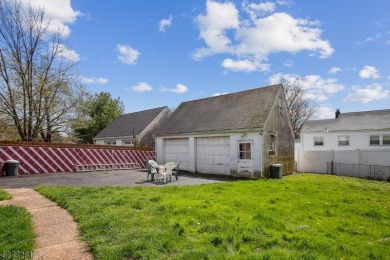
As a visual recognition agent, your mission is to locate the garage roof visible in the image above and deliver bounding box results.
[158,84,282,135]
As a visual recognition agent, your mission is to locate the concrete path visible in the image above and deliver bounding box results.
[0,188,93,260]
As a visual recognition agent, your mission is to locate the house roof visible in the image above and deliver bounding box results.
[94,106,168,139]
[302,109,390,133]
[158,84,282,135]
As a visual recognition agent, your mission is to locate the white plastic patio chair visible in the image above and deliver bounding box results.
[147,160,160,182]
[159,161,176,183]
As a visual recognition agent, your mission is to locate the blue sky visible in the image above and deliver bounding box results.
[24,0,390,119]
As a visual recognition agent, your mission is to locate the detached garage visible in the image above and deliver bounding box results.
[155,84,295,178]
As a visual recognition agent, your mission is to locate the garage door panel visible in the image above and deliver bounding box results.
[164,138,189,171]
[196,137,230,175]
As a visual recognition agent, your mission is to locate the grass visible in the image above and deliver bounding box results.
[37,174,390,259]
[0,189,12,200]
[0,190,36,254]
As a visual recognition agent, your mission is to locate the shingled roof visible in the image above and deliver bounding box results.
[302,109,390,133]
[94,106,168,139]
[158,84,282,135]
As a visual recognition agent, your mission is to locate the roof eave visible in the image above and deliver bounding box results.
[156,127,264,137]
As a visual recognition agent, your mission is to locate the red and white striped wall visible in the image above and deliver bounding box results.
[0,146,155,175]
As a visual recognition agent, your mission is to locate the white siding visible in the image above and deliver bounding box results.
[296,149,390,174]
[95,140,104,145]
[301,130,390,151]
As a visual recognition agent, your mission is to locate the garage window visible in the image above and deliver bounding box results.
[239,142,251,159]
[269,134,276,151]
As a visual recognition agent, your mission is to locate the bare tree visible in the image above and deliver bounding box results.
[0,0,79,141]
[281,78,316,138]
[0,114,19,140]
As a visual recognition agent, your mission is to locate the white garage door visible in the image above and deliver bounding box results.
[196,137,230,175]
[164,138,189,171]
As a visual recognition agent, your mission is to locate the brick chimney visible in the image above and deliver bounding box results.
[335,109,340,119]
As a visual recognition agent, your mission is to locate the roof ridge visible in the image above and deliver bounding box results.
[340,108,390,116]
[179,84,282,105]
[122,106,168,116]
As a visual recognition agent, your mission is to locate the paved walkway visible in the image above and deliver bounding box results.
[0,188,93,260]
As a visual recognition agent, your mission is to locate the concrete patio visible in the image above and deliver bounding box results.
[0,169,229,189]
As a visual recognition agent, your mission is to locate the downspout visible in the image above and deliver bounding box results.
[260,128,264,177]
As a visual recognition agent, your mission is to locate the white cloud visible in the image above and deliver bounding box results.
[268,73,344,105]
[170,84,188,94]
[117,44,140,65]
[344,84,390,103]
[359,65,380,79]
[159,15,173,32]
[20,0,82,37]
[193,1,333,71]
[161,84,189,94]
[130,82,152,92]
[269,73,344,94]
[283,59,293,67]
[81,76,108,84]
[213,92,228,96]
[193,0,239,60]
[303,75,345,94]
[243,1,276,20]
[313,106,335,119]
[328,67,341,74]
[304,93,328,102]
[236,13,333,59]
[221,58,269,72]
[57,44,80,62]
[365,33,382,42]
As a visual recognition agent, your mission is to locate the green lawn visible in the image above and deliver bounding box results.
[0,190,35,255]
[37,174,390,259]
[0,189,11,200]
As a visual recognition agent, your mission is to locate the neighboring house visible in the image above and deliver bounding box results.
[155,84,295,178]
[94,106,171,148]
[295,109,390,174]
[299,109,390,151]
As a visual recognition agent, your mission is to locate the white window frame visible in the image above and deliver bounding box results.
[338,136,349,146]
[314,136,324,146]
[269,134,276,152]
[123,140,134,146]
[238,141,252,160]
[383,135,390,145]
[369,135,380,146]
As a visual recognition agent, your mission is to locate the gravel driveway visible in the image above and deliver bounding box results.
[0,169,229,189]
